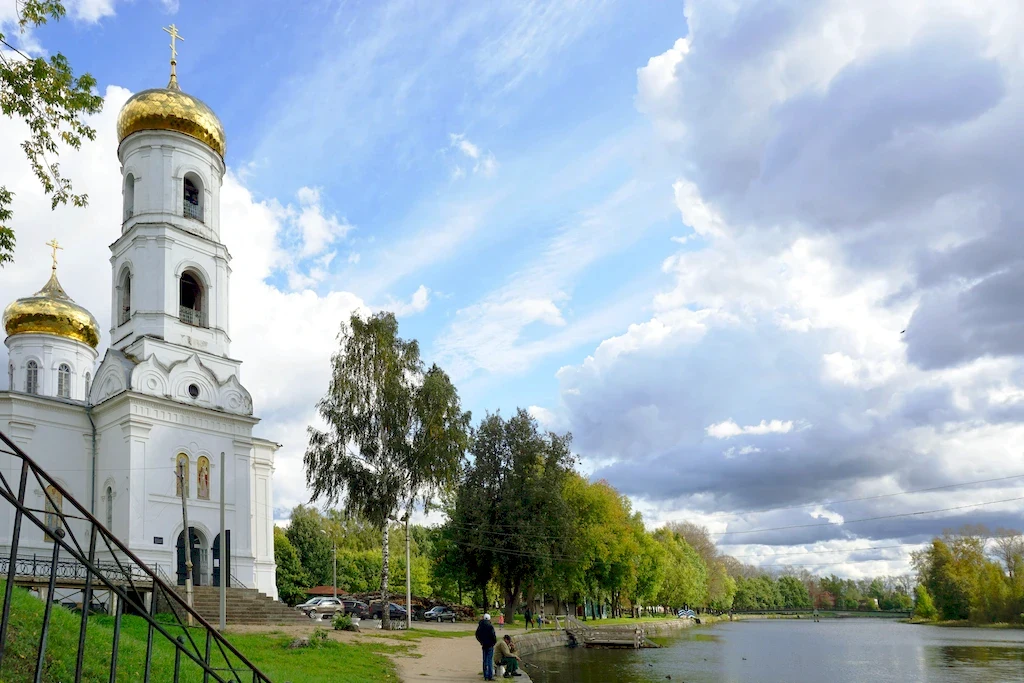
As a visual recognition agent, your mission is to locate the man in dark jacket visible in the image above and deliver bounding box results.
[475,613,498,680]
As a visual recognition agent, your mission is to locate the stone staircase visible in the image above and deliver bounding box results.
[167,586,309,625]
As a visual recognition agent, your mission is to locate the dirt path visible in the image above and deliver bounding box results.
[226,620,533,681]
[388,624,535,682]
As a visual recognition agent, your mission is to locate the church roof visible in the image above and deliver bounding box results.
[3,268,100,348]
[117,79,225,157]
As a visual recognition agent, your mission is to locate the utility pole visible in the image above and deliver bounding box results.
[405,511,412,629]
[177,460,195,627]
[219,451,226,631]
[332,536,337,600]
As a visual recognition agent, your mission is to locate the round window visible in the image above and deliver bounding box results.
[188,383,200,398]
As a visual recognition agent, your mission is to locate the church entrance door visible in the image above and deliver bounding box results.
[176,527,206,587]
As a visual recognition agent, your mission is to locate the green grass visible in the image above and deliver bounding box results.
[0,582,401,682]
[905,618,1024,629]
[367,627,472,642]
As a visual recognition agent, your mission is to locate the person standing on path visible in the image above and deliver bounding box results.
[476,613,498,681]
[524,607,533,630]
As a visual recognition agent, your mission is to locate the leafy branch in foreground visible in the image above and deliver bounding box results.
[0,0,104,266]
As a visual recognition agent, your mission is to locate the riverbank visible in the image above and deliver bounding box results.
[388,617,710,681]
[904,617,1024,629]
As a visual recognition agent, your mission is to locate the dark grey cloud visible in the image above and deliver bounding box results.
[551,2,1024,571]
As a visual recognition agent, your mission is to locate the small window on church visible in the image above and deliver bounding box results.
[26,360,38,394]
[179,271,205,327]
[119,268,132,325]
[183,173,204,223]
[105,485,113,530]
[124,173,135,222]
[44,485,63,541]
[84,372,92,399]
[175,454,190,498]
[7,364,12,390]
[57,363,71,398]
[197,456,210,500]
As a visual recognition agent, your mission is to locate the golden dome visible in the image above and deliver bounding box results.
[3,270,100,348]
[116,81,225,157]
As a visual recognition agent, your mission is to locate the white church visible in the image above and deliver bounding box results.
[0,51,279,599]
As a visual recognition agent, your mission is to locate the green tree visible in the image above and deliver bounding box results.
[707,561,736,611]
[1,1,104,265]
[274,527,310,606]
[778,576,811,609]
[914,584,938,620]
[304,312,469,627]
[285,505,333,587]
[652,527,708,609]
[446,411,574,620]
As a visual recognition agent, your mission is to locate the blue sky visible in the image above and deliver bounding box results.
[3,0,1024,578]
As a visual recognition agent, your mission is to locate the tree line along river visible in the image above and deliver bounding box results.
[523,619,1024,683]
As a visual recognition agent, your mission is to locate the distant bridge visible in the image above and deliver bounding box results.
[732,609,911,619]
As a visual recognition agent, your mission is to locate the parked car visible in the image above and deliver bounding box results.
[303,597,344,619]
[342,599,369,618]
[368,601,408,621]
[424,606,457,623]
[295,597,328,611]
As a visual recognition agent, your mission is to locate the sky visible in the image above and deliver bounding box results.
[2,0,1023,580]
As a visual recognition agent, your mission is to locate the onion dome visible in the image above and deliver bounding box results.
[116,73,225,157]
[3,268,100,348]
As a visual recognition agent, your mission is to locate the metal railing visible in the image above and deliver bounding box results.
[183,201,204,222]
[0,429,271,682]
[0,553,150,584]
[179,306,206,327]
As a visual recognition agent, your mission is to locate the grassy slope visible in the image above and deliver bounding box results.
[0,582,400,682]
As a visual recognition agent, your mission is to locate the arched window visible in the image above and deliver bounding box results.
[183,173,204,223]
[179,271,205,327]
[84,372,92,399]
[57,363,71,398]
[124,173,135,222]
[175,454,190,498]
[197,456,211,500]
[7,364,12,390]
[118,268,132,325]
[44,485,63,540]
[26,360,38,394]
[105,485,113,530]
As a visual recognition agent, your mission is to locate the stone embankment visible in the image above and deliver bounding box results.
[512,618,701,655]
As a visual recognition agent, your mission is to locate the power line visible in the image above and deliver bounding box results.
[728,544,909,559]
[694,473,1024,519]
[711,496,1024,537]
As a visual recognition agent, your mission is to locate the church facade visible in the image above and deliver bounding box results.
[0,60,279,599]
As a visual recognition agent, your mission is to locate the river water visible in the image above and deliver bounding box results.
[523,619,1024,683]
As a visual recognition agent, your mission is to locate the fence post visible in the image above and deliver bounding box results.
[74,525,98,683]
[34,527,64,683]
[0,461,30,668]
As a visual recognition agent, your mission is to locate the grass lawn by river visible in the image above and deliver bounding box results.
[905,617,1024,629]
[0,581,400,682]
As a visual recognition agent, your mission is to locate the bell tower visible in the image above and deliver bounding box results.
[108,25,237,378]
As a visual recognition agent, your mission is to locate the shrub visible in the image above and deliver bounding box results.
[332,613,354,631]
[310,627,330,647]
[914,585,938,620]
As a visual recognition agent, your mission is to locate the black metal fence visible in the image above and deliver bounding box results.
[0,430,272,682]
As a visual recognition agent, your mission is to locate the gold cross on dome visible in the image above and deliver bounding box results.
[163,24,184,62]
[45,238,62,271]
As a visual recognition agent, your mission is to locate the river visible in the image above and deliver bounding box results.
[523,619,1024,683]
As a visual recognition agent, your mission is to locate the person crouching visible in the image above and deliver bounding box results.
[494,634,523,678]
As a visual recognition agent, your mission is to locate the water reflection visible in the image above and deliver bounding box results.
[525,620,1024,683]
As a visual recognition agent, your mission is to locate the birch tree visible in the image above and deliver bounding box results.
[304,312,468,627]
[1,1,103,265]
